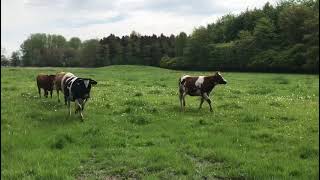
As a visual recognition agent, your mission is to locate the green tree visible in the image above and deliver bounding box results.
[1,55,10,66]
[184,26,210,68]
[20,33,46,66]
[253,17,277,49]
[279,4,313,44]
[68,37,82,49]
[62,48,80,67]
[235,30,257,69]
[96,44,111,66]
[175,32,187,57]
[10,51,21,66]
[151,41,162,66]
[80,39,100,67]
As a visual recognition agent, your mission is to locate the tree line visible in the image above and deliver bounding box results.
[2,0,319,73]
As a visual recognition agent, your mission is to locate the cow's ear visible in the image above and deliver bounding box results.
[84,80,90,88]
[89,79,97,85]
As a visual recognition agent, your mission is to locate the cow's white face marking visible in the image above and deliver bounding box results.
[84,80,90,88]
[195,76,204,88]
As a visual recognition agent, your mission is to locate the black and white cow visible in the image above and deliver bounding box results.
[178,72,227,112]
[57,72,97,120]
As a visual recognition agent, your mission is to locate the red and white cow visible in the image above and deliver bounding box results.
[178,72,227,112]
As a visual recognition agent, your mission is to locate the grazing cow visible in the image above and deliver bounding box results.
[178,72,227,112]
[36,74,56,98]
[54,72,97,120]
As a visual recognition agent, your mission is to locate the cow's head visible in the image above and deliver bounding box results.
[71,78,97,100]
[214,72,227,84]
[48,75,56,87]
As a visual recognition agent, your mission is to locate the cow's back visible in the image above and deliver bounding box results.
[179,75,201,95]
[183,76,197,87]
[61,72,77,93]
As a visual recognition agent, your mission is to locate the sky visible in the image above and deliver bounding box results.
[1,0,278,56]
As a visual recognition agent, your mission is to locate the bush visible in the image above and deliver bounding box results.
[159,56,185,69]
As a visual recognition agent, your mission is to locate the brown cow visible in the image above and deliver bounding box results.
[36,74,56,98]
[178,72,227,112]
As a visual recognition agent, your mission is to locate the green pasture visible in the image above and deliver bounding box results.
[1,65,319,179]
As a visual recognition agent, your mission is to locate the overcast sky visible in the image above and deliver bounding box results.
[1,0,278,56]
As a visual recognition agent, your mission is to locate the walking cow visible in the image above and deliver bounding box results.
[54,72,97,120]
[36,74,56,98]
[178,72,227,112]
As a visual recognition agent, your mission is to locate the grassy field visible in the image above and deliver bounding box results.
[1,65,319,179]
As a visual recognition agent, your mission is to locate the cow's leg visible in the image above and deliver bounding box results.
[81,99,87,111]
[181,92,187,111]
[80,111,84,120]
[38,87,41,97]
[75,99,84,120]
[203,93,213,112]
[80,99,84,120]
[199,96,205,109]
[64,95,68,106]
[182,92,187,107]
[50,90,53,98]
[57,90,60,102]
[75,99,82,114]
[178,85,184,111]
[45,90,48,98]
[74,103,79,114]
[68,99,71,117]
[179,92,183,111]
[80,99,86,120]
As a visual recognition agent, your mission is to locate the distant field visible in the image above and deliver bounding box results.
[1,65,319,179]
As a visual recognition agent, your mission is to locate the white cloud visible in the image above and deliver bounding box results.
[1,0,278,56]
